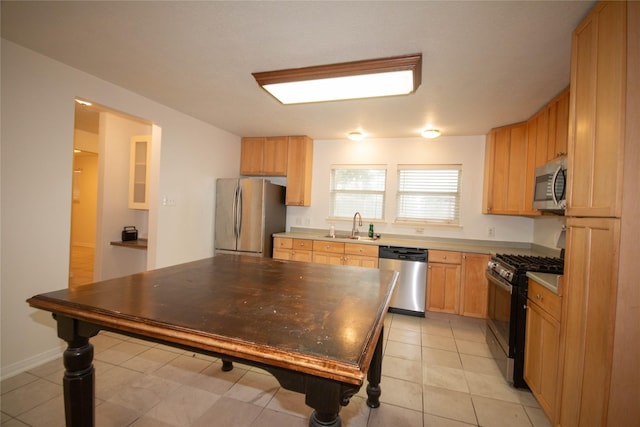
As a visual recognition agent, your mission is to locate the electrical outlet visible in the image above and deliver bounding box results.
[488,227,496,237]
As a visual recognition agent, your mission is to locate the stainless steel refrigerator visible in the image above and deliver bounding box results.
[214,178,286,257]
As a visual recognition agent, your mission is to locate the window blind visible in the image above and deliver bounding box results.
[329,166,387,219]
[396,165,462,224]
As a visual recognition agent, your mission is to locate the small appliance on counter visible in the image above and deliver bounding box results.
[121,226,138,241]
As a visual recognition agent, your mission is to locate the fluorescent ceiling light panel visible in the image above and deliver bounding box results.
[253,54,422,104]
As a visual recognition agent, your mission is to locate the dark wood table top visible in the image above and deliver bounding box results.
[28,255,397,385]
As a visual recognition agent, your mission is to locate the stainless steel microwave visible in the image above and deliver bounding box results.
[533,157,567,212]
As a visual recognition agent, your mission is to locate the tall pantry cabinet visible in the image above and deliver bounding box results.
[558,2,639,426]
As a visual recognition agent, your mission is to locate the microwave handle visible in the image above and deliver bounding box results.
[551,165,562,206]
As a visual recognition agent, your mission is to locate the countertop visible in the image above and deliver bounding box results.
[527,271,563,295]
[110,238,148,250]
[273,228,560,258]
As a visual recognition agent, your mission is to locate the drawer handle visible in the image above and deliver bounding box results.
[536,294,543,300]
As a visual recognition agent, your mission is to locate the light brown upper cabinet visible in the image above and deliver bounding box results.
[482,122,530,215]
[285,136,313,206]
[240,136,288,176]
[547,88,570,162]
[523,87,570,216]
[566,1,625,218]
[529,88,570,167]
[240,135,313,206]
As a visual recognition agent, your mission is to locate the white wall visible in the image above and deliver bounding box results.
[95,113,150,281]
[0,40,240,378]
[287,136,535,243]
[533,215,566,249]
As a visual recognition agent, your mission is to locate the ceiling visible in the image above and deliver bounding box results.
[1,1,596,140]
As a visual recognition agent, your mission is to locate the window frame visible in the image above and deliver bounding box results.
[328,164,387,221]
[395,164,463,226]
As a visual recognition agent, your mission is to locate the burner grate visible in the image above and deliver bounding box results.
[495,254,564,274]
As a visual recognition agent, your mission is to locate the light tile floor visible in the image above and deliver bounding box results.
[1,312,552,427]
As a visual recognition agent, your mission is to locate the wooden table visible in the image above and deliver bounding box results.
[27,254,397,427]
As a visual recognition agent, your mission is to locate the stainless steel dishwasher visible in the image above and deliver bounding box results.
[378,246,428,317]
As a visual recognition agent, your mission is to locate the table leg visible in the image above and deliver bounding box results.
[56,316,98,427]
[221,360,234,371]
[305,377,342,427]
[366,326,383,408]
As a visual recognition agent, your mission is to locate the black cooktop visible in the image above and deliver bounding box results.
[494,254,564,275]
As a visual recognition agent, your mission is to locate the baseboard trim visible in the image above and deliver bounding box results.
[1,345,64,381]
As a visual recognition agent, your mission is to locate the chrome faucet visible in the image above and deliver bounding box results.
[352,212,362,237]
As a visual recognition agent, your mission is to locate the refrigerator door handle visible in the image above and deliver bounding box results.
[233,185,240,239]
[236,184,243,238]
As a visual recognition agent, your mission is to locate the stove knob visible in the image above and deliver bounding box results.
[499,269,513,281]
[487,261,498,269]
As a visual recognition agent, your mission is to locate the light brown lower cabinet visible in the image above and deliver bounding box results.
[274,240,489,318]
[426,263,460,314]
[312,240,346,265]
[460,253,491,318]
[312,241,379,268]
[524,278,561,421]
[343,243,379,268]
[557,217,621,427]
[273,237,378,268]
[272,237,312,262]
[427,250,490,318]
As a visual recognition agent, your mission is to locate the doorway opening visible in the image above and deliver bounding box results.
[69,99,157,288]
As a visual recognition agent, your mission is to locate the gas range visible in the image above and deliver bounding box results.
[485,252,564,388]
[487,254,564,285]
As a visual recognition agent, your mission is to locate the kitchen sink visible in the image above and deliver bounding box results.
[324,234,379,241]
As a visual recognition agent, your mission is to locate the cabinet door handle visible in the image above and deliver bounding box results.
[536,294,543,300]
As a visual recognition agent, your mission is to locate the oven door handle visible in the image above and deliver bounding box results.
[487,273,513,295]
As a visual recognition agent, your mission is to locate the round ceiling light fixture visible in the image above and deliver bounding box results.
[348,131,365,141]
[421,129,441,139]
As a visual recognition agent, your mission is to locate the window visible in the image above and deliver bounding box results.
[396,165,462,225]
[329,165,386,219]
